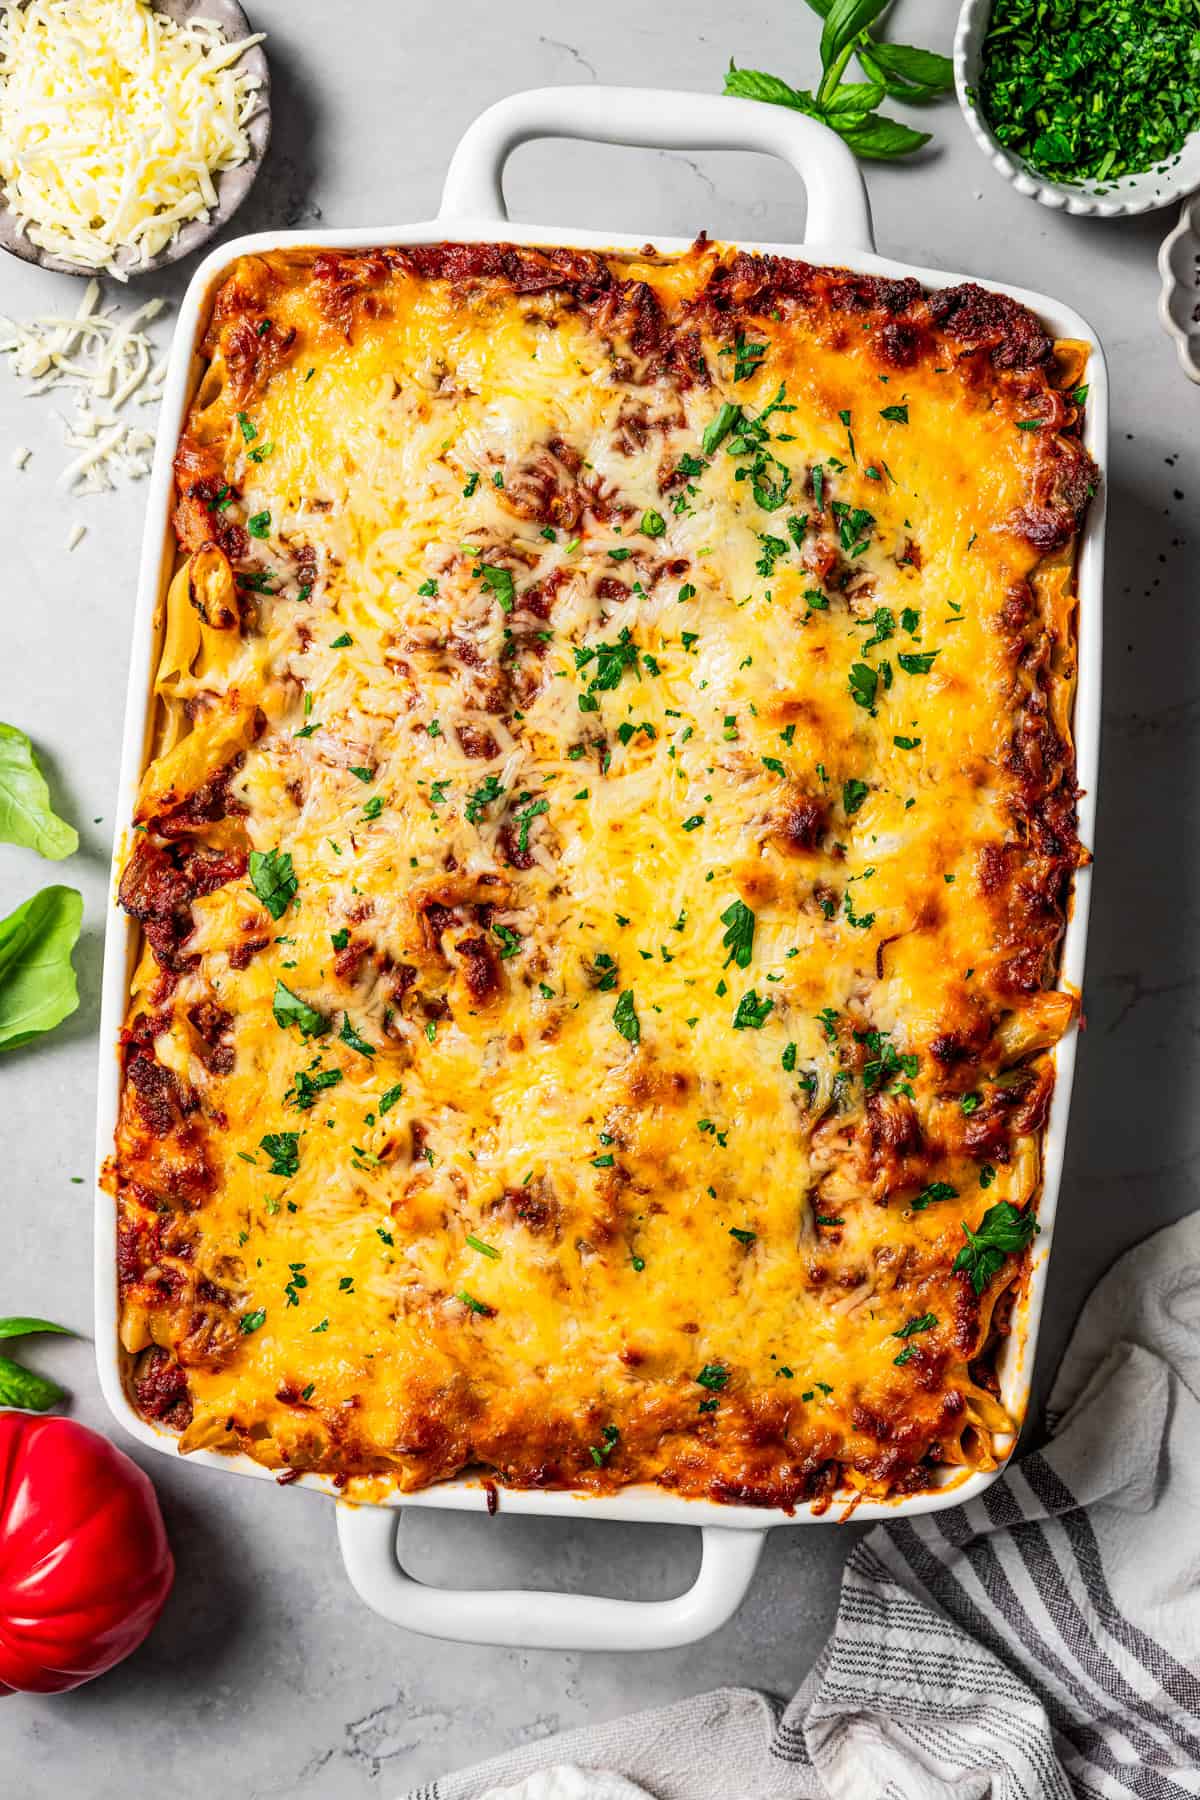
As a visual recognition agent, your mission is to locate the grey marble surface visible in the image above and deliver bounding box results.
[0,2,1195,1794]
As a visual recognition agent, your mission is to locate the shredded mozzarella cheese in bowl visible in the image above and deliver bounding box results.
[0,0,268,278]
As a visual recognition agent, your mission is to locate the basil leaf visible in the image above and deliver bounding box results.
[868,41,954,98]
[272,980,330,1040]
[724,64,817,112]
[0,1317,70,1339]
[0,725,78,859]
[0,1354,64,1412]
[248,847,297,920]
[836,113,932,159]
[0,885,82,1051]
[822,80,885,116]
[820,0,890,66]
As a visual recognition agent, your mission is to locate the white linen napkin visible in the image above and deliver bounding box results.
[407,1212,1200,1800]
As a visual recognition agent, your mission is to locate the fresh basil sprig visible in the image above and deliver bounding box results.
[0,1316,71,1412]
[725,0,952,163]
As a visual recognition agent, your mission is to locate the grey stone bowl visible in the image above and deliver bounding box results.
[0,0,270,278]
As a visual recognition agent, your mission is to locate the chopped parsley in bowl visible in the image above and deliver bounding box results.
[955,0,1200,216]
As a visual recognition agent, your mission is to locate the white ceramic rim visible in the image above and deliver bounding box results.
[93,84,1107,1649]
[954,0,1200,219]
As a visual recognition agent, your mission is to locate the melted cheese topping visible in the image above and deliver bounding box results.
[113,245,1087,1506]
[0,0,264,275]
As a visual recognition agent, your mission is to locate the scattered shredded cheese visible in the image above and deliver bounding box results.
[66,521,86,550]
[0,0,266,276]
[0,278,166,492]
[12,445,31,468]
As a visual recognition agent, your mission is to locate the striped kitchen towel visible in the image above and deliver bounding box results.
[410,1212,1200,1800]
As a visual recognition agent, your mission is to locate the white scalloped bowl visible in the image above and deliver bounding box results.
[955,0,1200,218]
[1158,196,1200,382]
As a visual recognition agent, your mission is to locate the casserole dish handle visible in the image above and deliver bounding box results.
[336,1502,764,1650]
[439,85,875,251]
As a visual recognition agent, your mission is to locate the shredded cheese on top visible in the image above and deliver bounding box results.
[0,0,266,275]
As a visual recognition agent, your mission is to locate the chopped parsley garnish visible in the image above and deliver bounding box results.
[961,1092,981,1116]
[682,813,705,831]
[729,1226,756,1246]
[953,1201,1037,1293]
[273,981,329,1040]
[641,509,666,538]
[980,1164,997,1189]
[898,651,939,674]
[417,577,438,597]
[331,632,352,648]
[236,411,257,443]
[260,1131,299,1178]
[781,1042,797,1072]
[720,899,756,970]
[379,1084,404,1114]
[462,472,480,497]
[239,1308,266,1334]
[702,401,741,457]
[859,1029,918,1094]
[842,778,868,816]
[339,1015,375,1058]
[493,923,522,959]
[613,988,640,1045]
[894,735,921,750]
[465,774,504,824]
[755,532,789,577]
[479,564,516,612]
[362,794,384,821]
[893,1312,937,1364]
[849,663,878,712]
[732,989,773,1030]
[247,509,271,539]
[249,848,297,920]
[577,627,639,697]
[457,1289,494,1317]
[912,1180,958,1212]
[513,797,549,852]
[880,403,909,424]
[725,332,767,381]
[286,1064,342,1112]
[589,1424,621,1466]
[696,1363,729,1391]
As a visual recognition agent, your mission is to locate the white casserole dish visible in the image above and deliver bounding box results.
[94,85,1107,1652]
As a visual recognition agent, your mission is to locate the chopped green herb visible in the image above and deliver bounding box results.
[249,848,297,920]
[339,1014,375,1058]
[479,564,516,612]
[273,981,329,1040]
[954,1201,1037,1293]
[613,988,640,1045]
[732,989,773,1030]
[842,778,868,816]
[912,1180,958,1212]
[720,899,756,970]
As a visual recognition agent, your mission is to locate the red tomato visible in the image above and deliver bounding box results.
[0,1414,174,1694]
